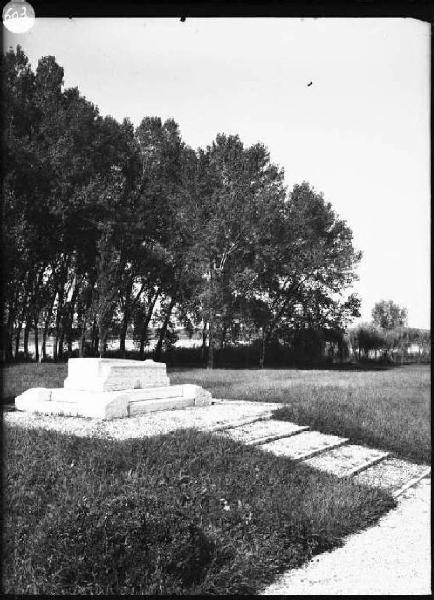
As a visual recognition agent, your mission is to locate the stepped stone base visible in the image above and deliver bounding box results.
[15,358,212,420]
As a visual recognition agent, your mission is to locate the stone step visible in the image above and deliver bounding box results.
[218,419,309,445]
[205,413,275,433]
[15,389,129,419]
[19,399,83,417]
[126,385,186,401]
[353,457,431,497]
[15,394,197,420]
[128,396,194,416]
[260,430,349,461]
[304,444,390,477]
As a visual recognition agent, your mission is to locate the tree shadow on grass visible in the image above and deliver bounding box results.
[3,424,396,595]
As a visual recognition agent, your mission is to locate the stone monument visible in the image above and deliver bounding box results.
[15,358,212,420]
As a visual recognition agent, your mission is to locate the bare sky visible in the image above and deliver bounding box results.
[5,17,430,328]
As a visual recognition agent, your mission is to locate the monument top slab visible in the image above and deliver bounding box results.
[64,358,170,392]
[68,358,166,368]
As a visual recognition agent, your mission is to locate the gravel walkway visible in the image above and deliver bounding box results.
[4,400,280,440]
[261,477,431,596]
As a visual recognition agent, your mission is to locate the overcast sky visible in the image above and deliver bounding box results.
[5,17,430,328]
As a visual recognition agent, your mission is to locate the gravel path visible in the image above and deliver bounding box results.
[4,400,280,440]
[261,477,431,596]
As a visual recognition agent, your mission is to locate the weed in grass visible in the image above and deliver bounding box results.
[3,425,395,595]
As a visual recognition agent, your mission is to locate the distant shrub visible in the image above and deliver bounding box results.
[142,341,335,368]
[349,324,384,359]
[163,345,204,366]
[12,351,35,363]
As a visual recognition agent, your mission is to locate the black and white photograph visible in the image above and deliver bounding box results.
[2,5,431,595]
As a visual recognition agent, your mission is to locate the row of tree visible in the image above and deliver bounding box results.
[2,46,363,367]
[349,300,430,362]
[349,325,431,362]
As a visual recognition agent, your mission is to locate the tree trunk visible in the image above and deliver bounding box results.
[119,278,134,358]
[201,322,208,363]
[3,330,10,362]
[23,323,30,360]
[41,317,49,361]
[58,328,65,360]
[220,323,227,350]
[138,310,153,358]
[41,297,55,361]
[64,289,79,358]
[79,333,86,357]
[14,321,23,358]
[138,289,160,359]
[78,277,96,358]
[53,319,59,361]
[93,330,99,355]
[207,264,215,370]
[15,278,32,359]
[79,314,87,358]
[259,328,267,369]
[67,330,73,357]
[8,331,13,361]
[4,318,14,362]
[98,323,107,358]
[91,320,98,354]
[33,317,39,362]
[154,296,177,361]
[207,309,215,369]
[64,312,73,358]
[5,299,17,361]
[53,299,63,361]
[63,305,73,358]
[119,311,129,358]
[139,330,147,359]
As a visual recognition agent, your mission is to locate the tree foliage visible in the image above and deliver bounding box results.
[371,300,408,331]
[2,47,363,365]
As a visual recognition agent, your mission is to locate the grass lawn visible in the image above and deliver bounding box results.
[2,362,68,402]
[3,362,428,593]
[2,362,431,463]
[3,425,395,595]
[269,365,431,465]
[170,364,431,464]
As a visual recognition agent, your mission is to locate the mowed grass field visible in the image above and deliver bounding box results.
[4,425,394,594]
[171,365,431,464]
[3,362,431,463]
[2,362,429,594]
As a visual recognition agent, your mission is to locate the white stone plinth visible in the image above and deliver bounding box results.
[64,358,169,392]
[14,358,213,420]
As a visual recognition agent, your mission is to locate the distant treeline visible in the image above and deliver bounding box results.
[349,324,431,363]
[3,47,363,367]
